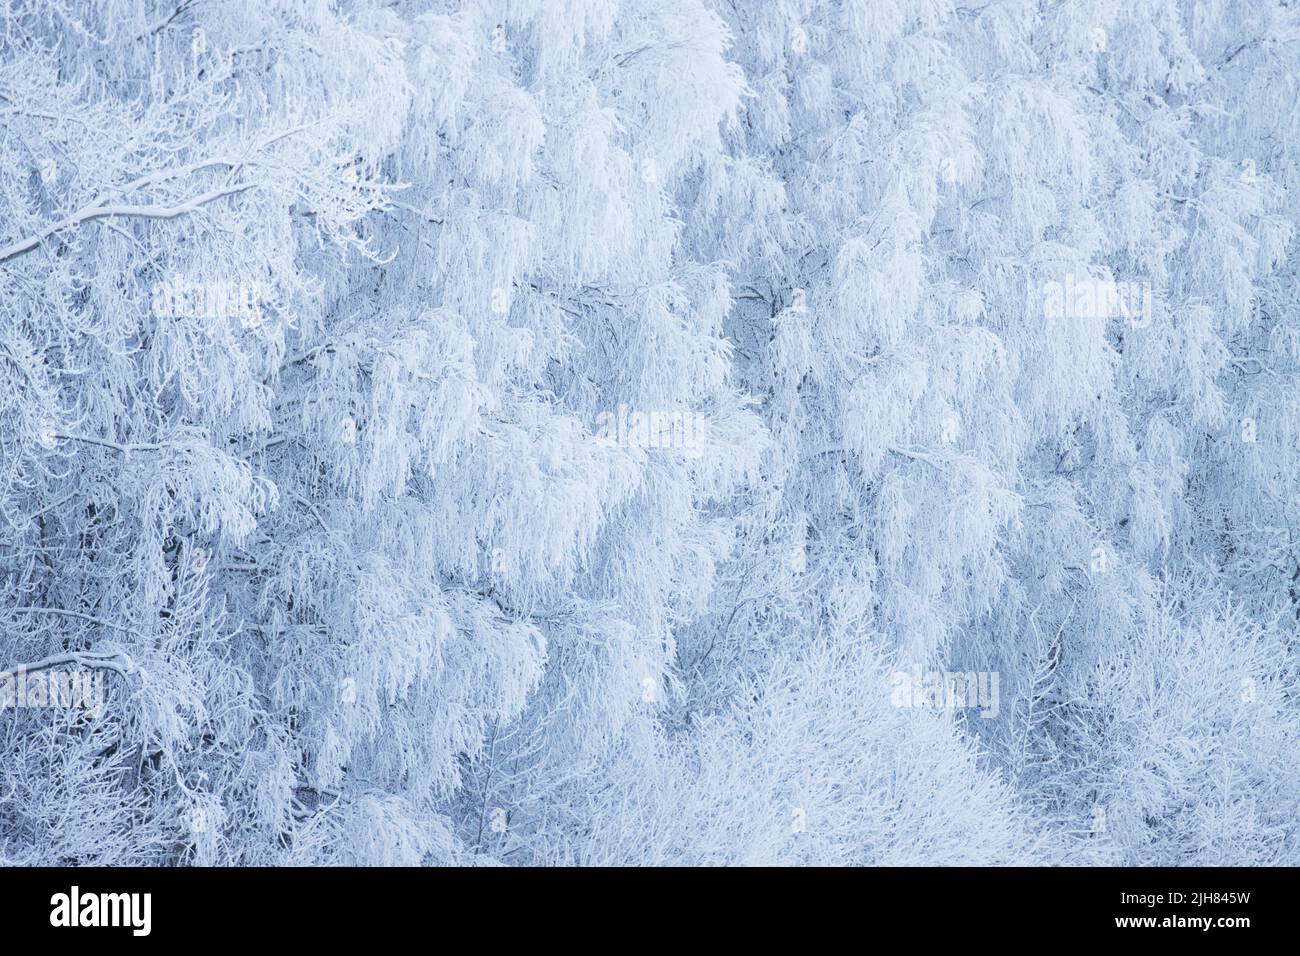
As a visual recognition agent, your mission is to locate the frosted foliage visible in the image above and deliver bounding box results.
[0,0,1296,866]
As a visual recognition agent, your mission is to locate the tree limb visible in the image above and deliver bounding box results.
[1,649,135,678]
[0,183,257,264]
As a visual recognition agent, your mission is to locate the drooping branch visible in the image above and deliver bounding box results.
[50,433,173,454]
[0,649,135,678]
[9,606,149,642]
[0,183,258,264]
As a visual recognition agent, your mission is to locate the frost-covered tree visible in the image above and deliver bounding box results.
[1,0,1296,866]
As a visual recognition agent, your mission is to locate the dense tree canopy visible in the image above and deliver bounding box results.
[1,0,1296,865]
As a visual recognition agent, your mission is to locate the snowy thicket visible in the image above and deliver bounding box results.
[1,0,1296,866]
